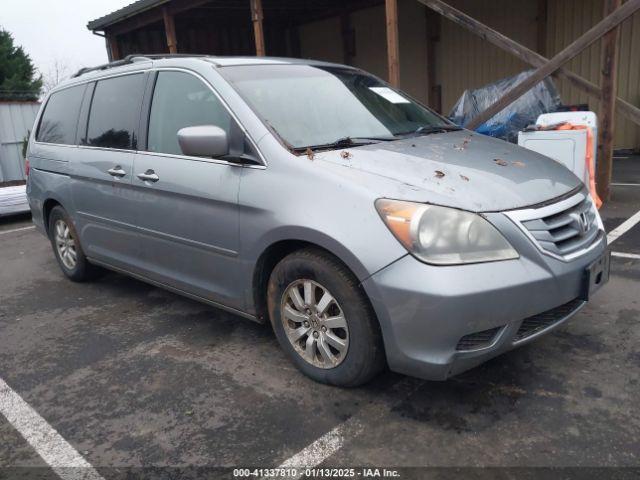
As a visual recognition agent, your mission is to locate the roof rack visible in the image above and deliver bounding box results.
[71,53,211,78]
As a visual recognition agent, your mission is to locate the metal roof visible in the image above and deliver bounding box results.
[87,0,168,31]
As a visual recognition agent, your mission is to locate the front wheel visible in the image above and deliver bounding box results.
[267,248,385,387]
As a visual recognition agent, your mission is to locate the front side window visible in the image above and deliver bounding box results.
[220,64,453,150]
[86,74,145,150]
[147,71,231,156]
[36,85,85,145]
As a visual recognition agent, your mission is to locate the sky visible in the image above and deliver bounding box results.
[2,0,133,83]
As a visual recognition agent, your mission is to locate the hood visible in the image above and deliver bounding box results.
[317,130,582,212]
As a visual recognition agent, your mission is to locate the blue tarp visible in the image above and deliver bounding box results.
[449,70,561,143]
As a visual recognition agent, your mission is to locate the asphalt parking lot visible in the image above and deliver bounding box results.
[1,169,639,479]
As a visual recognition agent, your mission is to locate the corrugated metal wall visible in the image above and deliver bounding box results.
[436,0,539,115]
[0,102,39,182]
[546,0,640,149]
[437,0,640,149]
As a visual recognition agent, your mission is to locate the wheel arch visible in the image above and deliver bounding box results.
[42,197,63,235]
[250,231,373,324]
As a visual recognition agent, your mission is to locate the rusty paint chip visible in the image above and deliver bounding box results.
[459,174,469,182]
[454,137,472,151]
[340,151,352,159]
[494,158,509,166]
[305,148,315,160]
[512,161,526,167]
[434,170,445,178]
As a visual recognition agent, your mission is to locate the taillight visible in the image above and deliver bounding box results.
[25,158,30,178]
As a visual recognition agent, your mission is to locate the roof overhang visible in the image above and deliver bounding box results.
[87,0,169,31]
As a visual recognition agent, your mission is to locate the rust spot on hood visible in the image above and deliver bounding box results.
[305,148,315,161]
[459,174,469,182]
[434,170,445,178]
[454,135,473,151]
[340,151,352,159]
[494,158,509,166]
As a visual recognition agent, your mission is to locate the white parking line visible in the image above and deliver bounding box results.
[279,416,361,470]
[0,377,104,480]
[0,225,35,236]
[607,208,640,244]
[612,251,640,260]
[278,378,420,472]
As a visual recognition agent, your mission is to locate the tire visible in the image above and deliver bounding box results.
[48,206,100,282]
[267,247,385,387]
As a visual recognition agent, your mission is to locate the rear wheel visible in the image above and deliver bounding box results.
[267,248,385,387]
[48,206,100,282]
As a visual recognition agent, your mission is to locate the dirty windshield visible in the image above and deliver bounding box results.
[221,64,453,151]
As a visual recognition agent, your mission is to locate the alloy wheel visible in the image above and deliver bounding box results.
[54,219,77,270]
[280,279,349,369]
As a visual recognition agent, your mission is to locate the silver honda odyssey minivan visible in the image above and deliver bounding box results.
[27,55,609,386]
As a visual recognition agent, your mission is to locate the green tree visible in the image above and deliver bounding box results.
[0,28,42,101]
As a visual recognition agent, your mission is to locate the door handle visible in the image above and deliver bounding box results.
[107,166,126,178]
[137,170,159,183]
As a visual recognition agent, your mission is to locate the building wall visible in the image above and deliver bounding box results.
[546,0,640,149]
[297,0,640,150]
[298,3,429,103]
[299,16,344,64]
[436,0,539,113]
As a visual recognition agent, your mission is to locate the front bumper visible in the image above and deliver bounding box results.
[362,213,608,381]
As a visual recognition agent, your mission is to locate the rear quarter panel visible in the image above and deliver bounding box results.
[27,141,76,234]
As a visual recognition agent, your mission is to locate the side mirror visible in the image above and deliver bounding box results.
[177,125,229,158]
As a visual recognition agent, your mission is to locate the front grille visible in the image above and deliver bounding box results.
[456,326,502,351]
[514,298,584,341]
[518,194,600,259]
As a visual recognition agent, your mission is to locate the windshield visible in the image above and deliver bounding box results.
[220,64,454,150]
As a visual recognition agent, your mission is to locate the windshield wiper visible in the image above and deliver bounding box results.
[294,136,392,153]
[397,125,462,137]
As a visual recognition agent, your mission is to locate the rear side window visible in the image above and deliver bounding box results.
[36,85,85,145]
[86,74,145,150]
[147,71,231,155]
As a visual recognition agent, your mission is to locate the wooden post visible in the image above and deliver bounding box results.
[385,0,400,87]
[341,12,355,65]
[597,0,622,202]
[107,35,121,61]
[162,7,178,53]
[537,0,548,55]
[288,24,301,58]
[250,0,266,56]
[416,0,640,128]
[425,8,440,111]
[466,0,640,130]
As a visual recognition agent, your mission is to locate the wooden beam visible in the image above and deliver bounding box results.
[162,7,178,53]
[385,0,400,87]
[250,0,266,56]
[465,0,640,130]
[416,0,640,128]
[597,0,622,202]
[107,35,121,61]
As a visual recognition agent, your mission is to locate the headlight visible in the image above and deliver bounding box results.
[375,199,519,265]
